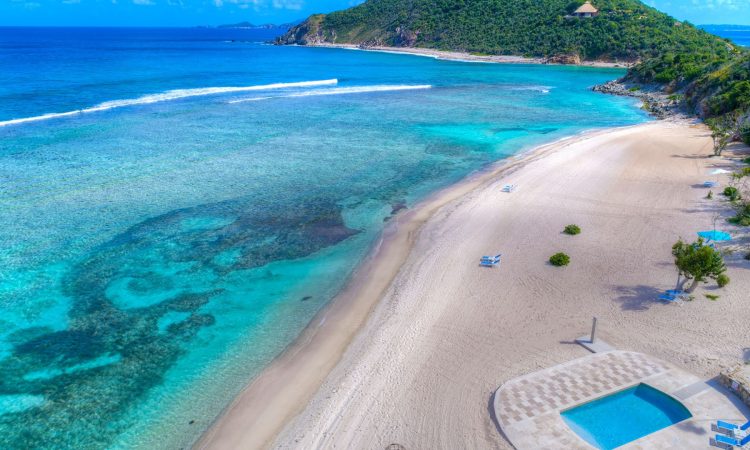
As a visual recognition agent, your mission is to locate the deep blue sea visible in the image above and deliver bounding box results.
[0,26,648,449]
[701,24,750,47]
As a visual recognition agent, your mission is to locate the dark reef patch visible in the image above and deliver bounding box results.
[0,196,358,449]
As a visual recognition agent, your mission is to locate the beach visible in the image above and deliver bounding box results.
[198,120,750,449]
[303,43,632,68]
[0,28,649,448]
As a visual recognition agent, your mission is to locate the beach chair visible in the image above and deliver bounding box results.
[658,292,685,305]
[716,433,750,448]
[704,181,718,188]
[480,254,501,267]
[718,420,750,436]
[501,184,515,193]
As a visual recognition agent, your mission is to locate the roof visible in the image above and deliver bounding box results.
[574,1,598,13]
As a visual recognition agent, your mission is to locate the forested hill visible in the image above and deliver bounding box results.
[277,0,730,63]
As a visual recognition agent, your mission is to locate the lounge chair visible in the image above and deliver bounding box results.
[718,420,750,436]
[501,184,515,193]
[716,433,750,448]
[704,181,718,188]
[480,254,501,267]
[658,292,684,305]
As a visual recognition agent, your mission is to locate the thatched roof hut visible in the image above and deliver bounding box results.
[572,1,599,17]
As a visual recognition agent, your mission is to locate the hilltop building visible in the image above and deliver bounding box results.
[572,1,599,18]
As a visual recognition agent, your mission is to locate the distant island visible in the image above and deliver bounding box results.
[278,0,749,140]
[218,21,298,30]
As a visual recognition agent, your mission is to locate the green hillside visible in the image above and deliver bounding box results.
[628,49,749,121]
[278,0,730,62]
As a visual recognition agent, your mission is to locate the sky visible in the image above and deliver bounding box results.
[0,0,748,27]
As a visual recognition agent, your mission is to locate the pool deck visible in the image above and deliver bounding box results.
[493,350,750,449]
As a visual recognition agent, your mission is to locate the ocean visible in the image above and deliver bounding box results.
[0,27,648,449]
[701,25,750,47]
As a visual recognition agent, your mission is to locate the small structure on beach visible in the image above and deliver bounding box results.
[572,1,599,17]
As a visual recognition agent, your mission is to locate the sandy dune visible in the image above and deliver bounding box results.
[269,121,750,449]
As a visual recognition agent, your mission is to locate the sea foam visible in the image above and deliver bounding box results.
[0,79,339,127]
[228,84,433,104]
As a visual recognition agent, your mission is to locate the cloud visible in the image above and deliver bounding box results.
[212,0,304,10]
[24,1,40,8]
[133,0,155,4]
[272,0,303,9]
[62,0,81,3]
[684,0,741,11]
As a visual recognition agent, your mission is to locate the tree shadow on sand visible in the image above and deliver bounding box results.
[612,285,665,311]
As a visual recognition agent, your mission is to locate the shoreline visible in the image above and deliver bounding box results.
[293,42,632,68]
[272,119,750,449]
[194,123,646,449]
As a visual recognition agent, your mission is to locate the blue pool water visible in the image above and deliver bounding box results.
[0,27,648,449]
[561,383,693,449]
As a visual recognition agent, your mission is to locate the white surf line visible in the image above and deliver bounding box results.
[0,79,339,127]
[228,84,433,104]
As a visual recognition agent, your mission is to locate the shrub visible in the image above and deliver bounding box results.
[564,224,581,235]
[549,252,570,266]
[705,293,720,301]
[717,273,730,287]
[723,186,740,201]
[707,190,713,199]
[743,157,750,165]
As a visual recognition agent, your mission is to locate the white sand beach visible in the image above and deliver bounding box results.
[198,121,750,449]
[303,43,631,68]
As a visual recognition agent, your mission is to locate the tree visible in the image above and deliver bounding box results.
[672,238,726,292]
[707,112,744,156]
[707,116,733,156]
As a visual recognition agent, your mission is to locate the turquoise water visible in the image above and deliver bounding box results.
[561,384,693,449]
[0,27,648,449]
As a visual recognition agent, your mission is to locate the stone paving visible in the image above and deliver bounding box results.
[496,351,670,425]
[493,350,750,449]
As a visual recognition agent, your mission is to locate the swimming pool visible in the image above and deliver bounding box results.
[561,383,692,449]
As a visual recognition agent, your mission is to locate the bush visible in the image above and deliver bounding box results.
[707,190,713,199]
[717,273,730,287]
[564,224,581,235]
[723,186,740,200]
[705,293,720,301]
[549,252,570,266]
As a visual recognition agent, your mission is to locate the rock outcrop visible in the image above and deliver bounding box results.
[545,53,581,65]
[593,80,686,119]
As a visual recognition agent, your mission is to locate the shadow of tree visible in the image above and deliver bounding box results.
[676,419,707,436]
[612,285,665,311]
[743,348,750,363]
